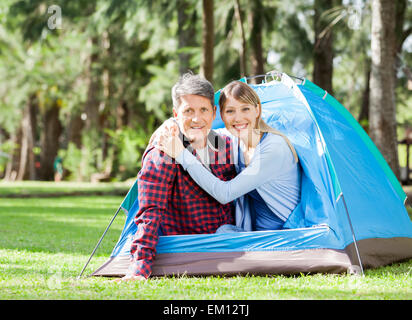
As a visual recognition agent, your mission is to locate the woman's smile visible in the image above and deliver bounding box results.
[233,123,248,130]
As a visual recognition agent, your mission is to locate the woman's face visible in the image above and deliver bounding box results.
[221,94,260,140]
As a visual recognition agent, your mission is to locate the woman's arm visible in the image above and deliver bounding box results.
[176,135,290,204]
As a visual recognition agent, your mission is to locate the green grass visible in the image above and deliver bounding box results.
[0,180,133,197]
[0,182,411,300]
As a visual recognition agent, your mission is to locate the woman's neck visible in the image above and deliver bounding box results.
[238,130,262,166]
[240,129,262,151]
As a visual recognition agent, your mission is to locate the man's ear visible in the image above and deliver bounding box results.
[173,107,178,118]
[212,105,217,120]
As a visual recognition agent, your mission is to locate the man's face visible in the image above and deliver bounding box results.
[173,94,216,149]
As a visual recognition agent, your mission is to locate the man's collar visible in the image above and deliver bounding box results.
[176,127,225,154]
[206,130,226,153]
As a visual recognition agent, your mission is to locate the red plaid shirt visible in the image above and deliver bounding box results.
[129,135,236,278]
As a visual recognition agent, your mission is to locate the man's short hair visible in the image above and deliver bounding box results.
[171,72,215,109]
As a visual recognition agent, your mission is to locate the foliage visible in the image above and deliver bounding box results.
[0,0,411,182]
[61,142,91,181]
[0,141,15,173]
[106,126,151,179]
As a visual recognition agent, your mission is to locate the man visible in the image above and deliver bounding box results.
[121,73,236,281]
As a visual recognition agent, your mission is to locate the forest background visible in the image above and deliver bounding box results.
[0,0,411,185]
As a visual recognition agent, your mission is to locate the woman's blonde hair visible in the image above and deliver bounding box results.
[219,80,298,162]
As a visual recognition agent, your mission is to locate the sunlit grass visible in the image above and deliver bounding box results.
[0,184,411,300]
[0,180,133,196]
[1,244,411,300]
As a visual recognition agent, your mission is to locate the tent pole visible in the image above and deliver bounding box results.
[77,206,122,279]
[340,194,364,276]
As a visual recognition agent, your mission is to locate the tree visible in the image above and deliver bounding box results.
[200,0,214,83]
[358,0,411,132]
[1,0,407,183]
[369,0,400,179]
[313,0,340,95]
[16,94,38,180]
[177,0,198,74]
[234,0,247,78]
[39,99,63,180]
[248,0,264,81]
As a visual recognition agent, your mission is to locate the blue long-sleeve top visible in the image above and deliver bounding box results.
[175,129,302,231]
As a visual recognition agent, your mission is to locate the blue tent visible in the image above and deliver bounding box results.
[92,73,412,277]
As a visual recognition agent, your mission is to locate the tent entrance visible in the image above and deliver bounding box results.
[92,225,353,277]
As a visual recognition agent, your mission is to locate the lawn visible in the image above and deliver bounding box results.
[0,180,133,197]
[0,182,411,301]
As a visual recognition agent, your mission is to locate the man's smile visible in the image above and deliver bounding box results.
[190,125,205,130]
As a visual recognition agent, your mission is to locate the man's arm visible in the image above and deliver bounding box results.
[128,148,176,279]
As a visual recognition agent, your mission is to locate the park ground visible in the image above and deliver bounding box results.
[0,181,411,300]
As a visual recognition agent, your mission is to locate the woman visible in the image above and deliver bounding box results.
[157,80,301,232]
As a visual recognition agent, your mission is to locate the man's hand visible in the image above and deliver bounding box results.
[149,118,178,147]
[157,132,185,159]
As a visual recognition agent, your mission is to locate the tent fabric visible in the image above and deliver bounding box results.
[93,249,353,277]
[92,73,412,278]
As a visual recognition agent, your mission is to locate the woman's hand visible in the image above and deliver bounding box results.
[148,118,178,147]
[157,128,185,159]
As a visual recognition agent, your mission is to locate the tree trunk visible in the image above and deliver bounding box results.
[358,62,371,132]
[67,113,84,149]
[313,0,334,95]
[84,36,100,132]
[177,0,197,74]
[395,0,408,54]
[16,112,29,181]
[4,129,21,181]
[111,100,129,178]
[16,94,37,180]
[100,30,111,169]
[27,94,38,180]
[39,101,63,180]
[0,128,9,179]
[200,0,214,83]
[117,101,129,128]
[369,0,400,179]
[234,0,247,78]
[249,0,264,83]
[81,35,101,179]
[99,111,109,167]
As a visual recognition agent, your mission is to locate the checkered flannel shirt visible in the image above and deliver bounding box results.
[128,134,236,278]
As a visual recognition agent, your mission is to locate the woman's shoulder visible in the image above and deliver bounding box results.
[260,132,296,161]
[262,132,289,148]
